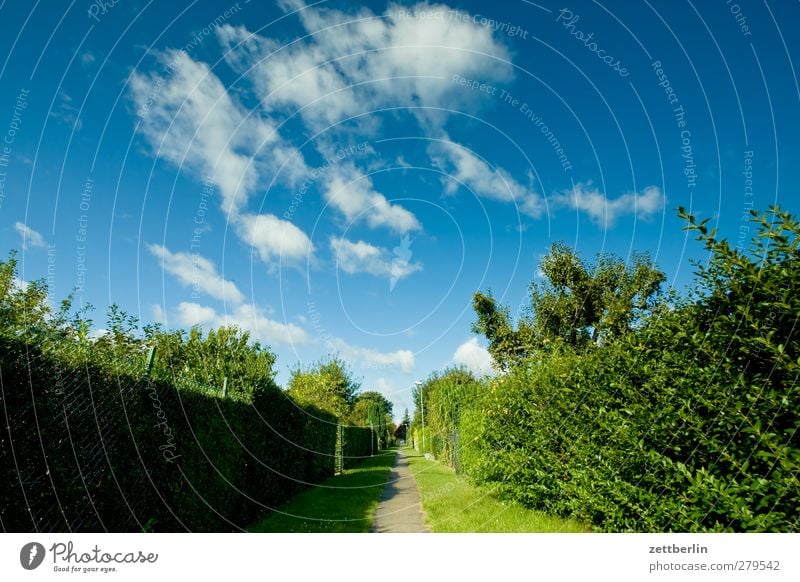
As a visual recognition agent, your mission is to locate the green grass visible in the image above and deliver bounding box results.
[404,448,589,533]
[249,449,396,532]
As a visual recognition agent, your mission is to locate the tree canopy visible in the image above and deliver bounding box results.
[286,357,360,418]
[472,243,665,370]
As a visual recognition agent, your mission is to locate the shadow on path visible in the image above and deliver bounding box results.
[370,449,428,533]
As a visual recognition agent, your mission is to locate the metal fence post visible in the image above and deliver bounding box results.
[145,346,156,376]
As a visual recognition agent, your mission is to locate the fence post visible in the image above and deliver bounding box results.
[145,345,156,376]
[222,376,228,397]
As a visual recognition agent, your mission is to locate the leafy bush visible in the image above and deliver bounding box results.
[459,207,799,531]
[341,426,378,469]
[412,368,481,469]
[0,253,338,532]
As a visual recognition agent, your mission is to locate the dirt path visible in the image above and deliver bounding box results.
[369,449,428,533]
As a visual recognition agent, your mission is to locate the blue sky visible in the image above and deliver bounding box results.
[1,0,798,420]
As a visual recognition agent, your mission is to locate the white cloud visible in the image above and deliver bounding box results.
[14,222,46,249]
[176,301,308,345]
[323,163,421,233]
[129,50,315,270]
[176,302,218,326]
[151,303,166,324]
[11,276,29,292]
[236,213,314,265]
[330,236,421,282]
[430,140,543,217]
[214,2,514,233]
[217,3,513,131]
[147,243,245,304]
[89,328,110,341]
[553,183,665,227]
[129,50,307,216]
[327,337,415,374]
[452,337,496,376]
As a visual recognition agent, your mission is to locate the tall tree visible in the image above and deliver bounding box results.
[349,391,393,444]
[287,357,360,418]
[473,242,664,370]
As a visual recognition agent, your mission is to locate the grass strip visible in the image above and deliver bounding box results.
[404,448,589,533]
[249,449,397,532]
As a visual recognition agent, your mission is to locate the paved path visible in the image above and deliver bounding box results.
[370,450,428,533]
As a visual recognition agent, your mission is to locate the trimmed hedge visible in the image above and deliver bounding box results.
[433,207,799,531]
[0,335,337,532]
[341,425,378,469]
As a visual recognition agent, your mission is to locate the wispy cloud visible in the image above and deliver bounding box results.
[327,336,415,374]
[430,139,543,217]
[147,243,245,304]
[330,236,422,284]
[14,222,46,250]
[129,50,314,269]
[217,2,512,131]
[176,301,309,345]
[322,163,422,233]
[552,183,665,227]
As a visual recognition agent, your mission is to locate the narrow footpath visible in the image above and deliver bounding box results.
[369,449,428,533]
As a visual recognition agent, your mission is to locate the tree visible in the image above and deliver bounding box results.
[286,357,360,418]
[472,242,664,370]
[349,391,393,446]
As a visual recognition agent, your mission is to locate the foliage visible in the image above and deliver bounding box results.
[287,357,360,418]
[251,450,397,532]
[472,244,664,370]
[0,254,338,532]
[348,391,393,446]
[341,425,379,469]
[394,409,411,441]
[404,448,587,533]
[438,207,799,531]
[411,367,480,468]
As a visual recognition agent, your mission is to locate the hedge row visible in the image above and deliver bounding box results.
[341,425,379,469]
[0,334,337,532]
[421,208,799,531]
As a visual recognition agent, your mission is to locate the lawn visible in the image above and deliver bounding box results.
[249,449,396,532]
[404,448,589,533]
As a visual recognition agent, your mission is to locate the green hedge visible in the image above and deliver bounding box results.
[341,425,378,469]
[0,335,337,532]
[458,208,799,531]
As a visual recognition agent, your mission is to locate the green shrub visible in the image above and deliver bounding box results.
[459,207,799,531]
[0,253,338,532]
